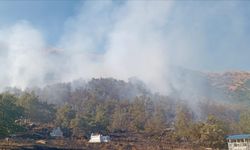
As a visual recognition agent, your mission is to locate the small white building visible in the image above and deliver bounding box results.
[50,127,63,137]
[89,133,110,143]
[227,134,250,150]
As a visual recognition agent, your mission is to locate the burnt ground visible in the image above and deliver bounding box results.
[0,139,198,150]
[0,134,214,150]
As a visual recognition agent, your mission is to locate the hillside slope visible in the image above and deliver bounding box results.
[169,67,250,103]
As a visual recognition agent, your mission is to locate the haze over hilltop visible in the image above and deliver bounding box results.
[5,67,250,107]
[1,1,250,95]
[169,68,250,103]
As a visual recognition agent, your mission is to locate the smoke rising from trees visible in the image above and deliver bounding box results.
[0,1,248,94]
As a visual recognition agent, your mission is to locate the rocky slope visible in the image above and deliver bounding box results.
[169,68,250,103]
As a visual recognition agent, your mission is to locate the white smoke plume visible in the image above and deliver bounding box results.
[0,21,47,88]
[0,1,173,93]
[0,0,248,94]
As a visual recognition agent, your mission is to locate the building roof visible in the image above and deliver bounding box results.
[227,134,250,140]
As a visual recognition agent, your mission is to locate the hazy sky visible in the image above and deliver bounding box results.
[0,0,80,44]
[1,0,249,71]
[0,0,250,91]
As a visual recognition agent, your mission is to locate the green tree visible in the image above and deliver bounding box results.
[94,105,109,131]
[109,101,130,132]
[0,93,24,137]
[129,97,147,131]
[16,92,38,120]
[145,107,166,133]
[16,92,55,123]
[70,115,90,137]
[239,108,250,133]
[56,104,76,127]
[174,105,193,141]
[199,115,227,148]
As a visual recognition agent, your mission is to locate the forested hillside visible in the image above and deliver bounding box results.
[2,74,250,149]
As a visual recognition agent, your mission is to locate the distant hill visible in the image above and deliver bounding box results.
[207,71,250,102]
[168,67,250,103]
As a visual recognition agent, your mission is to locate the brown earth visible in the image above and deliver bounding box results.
[0,136,217,150]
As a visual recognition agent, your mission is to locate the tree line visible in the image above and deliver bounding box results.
[1,78,250,149]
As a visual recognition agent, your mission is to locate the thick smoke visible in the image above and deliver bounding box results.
[56,1,173,93]
[0,1,173,93]
[0,21,47,88]
[0,1,248,94]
